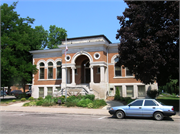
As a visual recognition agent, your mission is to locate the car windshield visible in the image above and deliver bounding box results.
[156,100,165,105]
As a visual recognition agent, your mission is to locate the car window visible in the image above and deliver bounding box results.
[144,100,157,106]
[130,100,143,106]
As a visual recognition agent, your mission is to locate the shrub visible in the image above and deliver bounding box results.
[77,98,92,107]
[38,97,43,100]
[12,100,16,102]
[92,99,106,108]
[66,95,77,102]
[21,98,26,102]
[114,87,120,100]
[124,97,131,103]
[42,99,55,106]
[127,99,134,104]
[28,101,36,106]
[23,103,30,106]
[65,101,77,107]
[147,90,158,99]
[87,103,93,108]
[28,97,34,101]
[84,94,95,101]
[36,100,44,106]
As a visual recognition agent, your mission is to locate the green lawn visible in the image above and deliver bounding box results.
[157,94,179,111]
[0,98,21,104]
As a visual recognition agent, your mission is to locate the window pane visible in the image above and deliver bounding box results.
[48,62,53,66]
[40,62,44,66]
[48,67,53,79]
[57,61,61,66]
[115,65,121,76]
[47,87,53,96]
[39,87,44,97]
[131,100,143,106]
[116,86,122,96]
[114,57,119,62]
[57,67,61,79]
[144,100,157,106]
[40,68,44,79]
[56,87,61,91]
[126,86,134,97]
[126,68,133,76]
[138,86,146,97]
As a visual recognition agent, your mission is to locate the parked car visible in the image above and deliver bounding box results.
[109,99,176,121]
[26,90,32,97]
[1,90,7,96]
[10,90,22,95]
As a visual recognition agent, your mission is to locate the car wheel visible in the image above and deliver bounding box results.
[154,112,163,121]
[116,111,124,119]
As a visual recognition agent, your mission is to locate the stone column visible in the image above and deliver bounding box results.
[100,66,105,83]
[71,66,76,85]
[90,65,94,84]
[61,67,66,84]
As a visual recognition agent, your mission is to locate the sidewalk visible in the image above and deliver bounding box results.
[0,100,179,118]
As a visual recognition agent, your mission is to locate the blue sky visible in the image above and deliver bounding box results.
[1,0,127,43]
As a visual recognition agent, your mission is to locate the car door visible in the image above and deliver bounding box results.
[142,100,158,117]
[125,100,144,117]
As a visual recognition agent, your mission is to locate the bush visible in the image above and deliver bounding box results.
[124,97,131,103]
[28,97,34,101]
[65,101,77,107]
[87,103,93,108]
[38,97,43,100]
[42,99,55,106]
[23,103,30,106]
[147,90,158,99]
[92,99,106,108]
[114,87,120,100]
[45,95,53,100]
[28,101,36,106]
[77,98,92,107]
[84,94,95,101]
[12,100,16,102]
[66,95,78,102]
[21,98,26,102]
[127,99,134,104]
[36,100,44,106]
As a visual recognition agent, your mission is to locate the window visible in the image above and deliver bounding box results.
[114,57,121,77]
[126,86,134,97]
[75,69,77,74]
[144,100,157,106]
[47,87,53,96]
[94,53,100,60]
[116,86,122,96]
[65,55,71,61]
[39,87,44,97]
[130,100,143,106]
[126,68,133,76]
[57,61,62,79]
[39,62,45,79]
[138,86,146,97]
[56,87,61,92]
[48,62,53,79]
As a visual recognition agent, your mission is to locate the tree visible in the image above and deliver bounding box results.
[1,2,38,93]
[116,1,179,86]
[48,25,67,49]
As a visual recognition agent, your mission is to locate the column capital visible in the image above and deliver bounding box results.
[89,65,94,68]
[71,66,76,69]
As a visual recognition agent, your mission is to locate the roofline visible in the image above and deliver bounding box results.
[62,35,112,44]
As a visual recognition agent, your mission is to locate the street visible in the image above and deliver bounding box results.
[0,112,179,134]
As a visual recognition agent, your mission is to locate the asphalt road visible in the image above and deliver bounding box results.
[0,112,180,134]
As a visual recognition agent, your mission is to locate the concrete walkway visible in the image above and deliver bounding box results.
[0,100,179,118]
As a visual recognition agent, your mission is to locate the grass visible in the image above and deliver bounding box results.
[156,93,179,111]
[0,98,21,104]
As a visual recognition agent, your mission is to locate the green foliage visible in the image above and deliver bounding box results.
[92,99,107,108]
[48,25,67,49]
[23,103,30,107]
[45,95,53,100]
[159,79,179,94]
[38,97,43,100]
[36,100,44,106]
[147,90,158,99]
[12,100,16,102]
[77,99,92,107]
[84,94,95,101]
[87,103,93,108]
[28,97,34,101]
[28,101,36,106]
[127,99,134,104]
[114,87,120,100]
[42,99,55,106]
[65,101,77,107]
[21,98,26,101]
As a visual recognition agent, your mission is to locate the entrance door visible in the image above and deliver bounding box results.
[85,68,90,83]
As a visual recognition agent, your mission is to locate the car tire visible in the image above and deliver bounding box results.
[116,111,124,119]
[154,112,163,121]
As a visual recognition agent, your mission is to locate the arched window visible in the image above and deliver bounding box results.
[48,62,53,79]
[39,62,45,79]
[56,61,62,79]
[114,57,121,77]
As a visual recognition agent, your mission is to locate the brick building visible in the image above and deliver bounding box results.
[30,35,158,99]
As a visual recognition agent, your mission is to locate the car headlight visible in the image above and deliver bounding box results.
[110,108,113,110]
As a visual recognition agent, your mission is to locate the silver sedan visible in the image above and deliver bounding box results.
[109,99,176,120]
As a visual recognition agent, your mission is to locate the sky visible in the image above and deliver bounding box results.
[1,0,127,43]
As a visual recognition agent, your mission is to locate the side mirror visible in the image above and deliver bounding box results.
[128,104,131,107]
